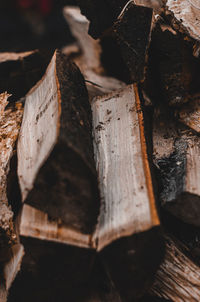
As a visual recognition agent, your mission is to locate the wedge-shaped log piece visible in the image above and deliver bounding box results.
[112,3,153,83]
[0,50,51,103]
[0,93,23,252]
[63,6,125,99]
[150,236,200,302]
[166,0,200,41]
[92,85,163,301]
[179,97,200,133]
[17,50,100,244]
[153,115,200,226]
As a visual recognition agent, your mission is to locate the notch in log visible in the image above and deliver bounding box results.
[178,97,200,134]
[153,113,200,227]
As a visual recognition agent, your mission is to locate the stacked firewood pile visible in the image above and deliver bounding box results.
[1,0,200,301]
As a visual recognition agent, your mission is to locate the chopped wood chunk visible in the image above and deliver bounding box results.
[17,50,100,243]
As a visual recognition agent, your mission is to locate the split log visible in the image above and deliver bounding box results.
[16,50,163,300]
[0,50,52,103]
[153,114,200,226]
[17,50,100,242]
[166,0,200,41]
[150,236,200,302]
[92,85,163,301]
[63,6,125,99]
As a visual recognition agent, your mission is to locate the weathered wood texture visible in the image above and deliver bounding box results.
[150,236,200,302]
[0,50,52,103]
[63,6,125,99]
[0,93,23,252]
[92,85,163,301]
[166,0,200,41]
[92,85,159,250]
[153,114,200,226]
[17,50,100,245]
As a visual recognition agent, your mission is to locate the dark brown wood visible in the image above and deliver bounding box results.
[112,3,153,83]
[76,0,128,38]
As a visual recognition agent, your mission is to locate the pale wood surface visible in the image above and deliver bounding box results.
[17,53,59,202]
[166,0,200,40]
[151,237,200,302]
[20,204,91,248]
[92,85,159,250]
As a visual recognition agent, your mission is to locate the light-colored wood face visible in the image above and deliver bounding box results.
[17,53,60,202]
[92,85,159,251]
[20,204,91,248]
[151,237,200,302]
[167,0,200,40]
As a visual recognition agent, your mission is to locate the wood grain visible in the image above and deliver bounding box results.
[92,84,159,250]
[151,236,200,302]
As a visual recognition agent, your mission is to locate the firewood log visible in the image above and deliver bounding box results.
[166,0,200,41]
[150,236,200,302]
[16,50,163,300]
[153,113,200,226]
[92,84,163,301]
[63,6,125,99]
